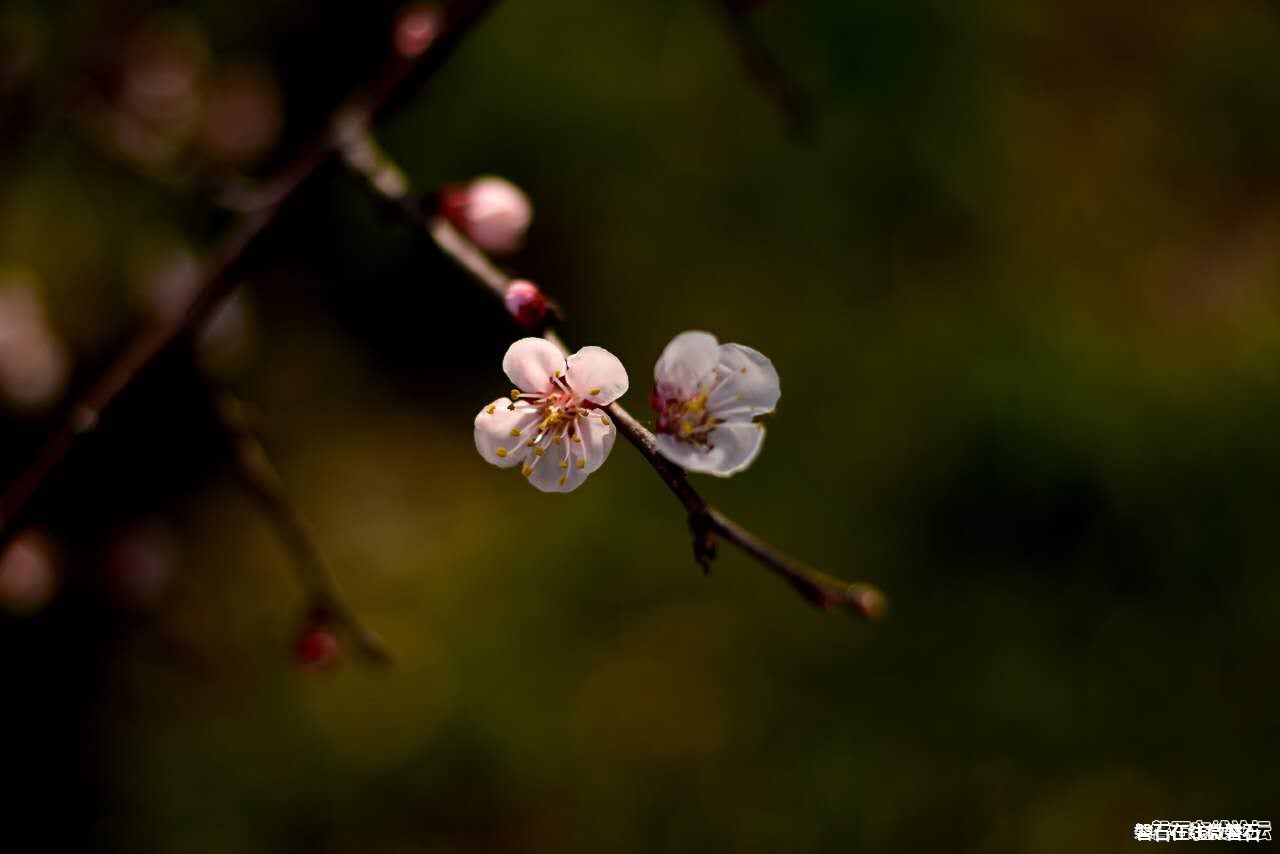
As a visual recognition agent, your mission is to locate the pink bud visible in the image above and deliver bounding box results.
[0,531,59,616]
[394,4,442,58]
[440,176,532,255]
[294,622,340,672]
[504,279,546,330]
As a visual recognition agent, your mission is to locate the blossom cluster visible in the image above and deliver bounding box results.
[475,331,780,492]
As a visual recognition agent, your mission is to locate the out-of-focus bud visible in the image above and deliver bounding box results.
[0,273,71,414]
[199,64,282,163]
[294,621,340,672]
[103,519,179,611]
[394,3,442,59]
[503,279,547,331]
[120,12,208,137]
[440,176,533,255]
[0,530,60,616]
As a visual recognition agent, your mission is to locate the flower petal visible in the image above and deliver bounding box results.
[707,342,780,416]
[502,337,564,393]
[565,345,629,405]
[653,330,720,399]
[575,411,617,475]
[474,398,539,467]
[654,421,765,477]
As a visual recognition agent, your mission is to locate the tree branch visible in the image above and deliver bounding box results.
[209,386,391,663]
[338,132,886,618]
[0,0,503,548]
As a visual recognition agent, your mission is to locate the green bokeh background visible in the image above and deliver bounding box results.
[3,1,1279,851]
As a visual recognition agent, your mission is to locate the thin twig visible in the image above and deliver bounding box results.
[339,133,885,618]
[210,386,391,663]
[713,2,812,138]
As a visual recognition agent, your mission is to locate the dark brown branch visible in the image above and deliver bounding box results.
[210,388,391,663]
[340,134,885,618]
[714,1,813,137]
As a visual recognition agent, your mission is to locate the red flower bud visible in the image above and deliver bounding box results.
[504,279,547,331]
[293,622,340,672]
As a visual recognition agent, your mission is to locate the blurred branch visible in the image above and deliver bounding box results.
[0,0,507,659]
[339,132,885,618]
[714,1,813,137]
[210,388,391,663]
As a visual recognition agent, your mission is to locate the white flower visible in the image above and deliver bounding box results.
[475,337,628,492]
[650,330,780,476]
[442,176,532,255]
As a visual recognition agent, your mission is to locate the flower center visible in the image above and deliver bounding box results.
[651,388,718,445]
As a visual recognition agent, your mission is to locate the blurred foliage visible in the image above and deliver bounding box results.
[2,0,1280,852]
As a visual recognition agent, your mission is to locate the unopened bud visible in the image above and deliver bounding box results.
[504,279,547,330]
[293,622,340,672]
[440,176,532,255]
[0,530,59,616]
[394,4,442,59]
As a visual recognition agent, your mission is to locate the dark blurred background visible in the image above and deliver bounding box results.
[2,1,1279,851]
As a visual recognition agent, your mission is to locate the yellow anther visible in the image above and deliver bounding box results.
[707,417,720,426]
[600,416,611,426]
[496,447,508,458]
[521,464,533,477]
[509,428,522,437]
[552,436,563,445]
[526,438,537,447]
[572,435,582,443]
[555,369,563,378]
[679,422,695,437]
[534,447,546,457]
[589,386,601,395]
[740,367,748,373]
[559,474,567,487]
[559,460,569,470]
[686,394,705,412]
[486,405,496,415]
[510,389,521,401]
[576,458,585,470]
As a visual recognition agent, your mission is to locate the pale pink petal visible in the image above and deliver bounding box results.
[502,337,564,393]
[706,342,780,416]
[565,345,629,405]
[474,398,539,468]
[654,421,765,477]
[575,410,617,475]
[653,330,720,399]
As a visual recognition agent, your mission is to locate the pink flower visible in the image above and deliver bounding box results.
[441,176,533,255]
[475,338,628,492]
[650,330,780,476]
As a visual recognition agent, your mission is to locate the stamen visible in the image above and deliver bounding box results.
[495,447,508,458]
[679,422,694,437]
[521,463,533,477]
[486,405,496,415]
[510,389,521,401]
[589,386,601,395]
[552,436,563,445]
[526,438,537,447]
[558,460,568,470]
[559,474,567,487]
[535,447,546,457]
[599,416,611,426]
[572,435,582,444]
[576,458,585,470]
[509,428,522,437]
